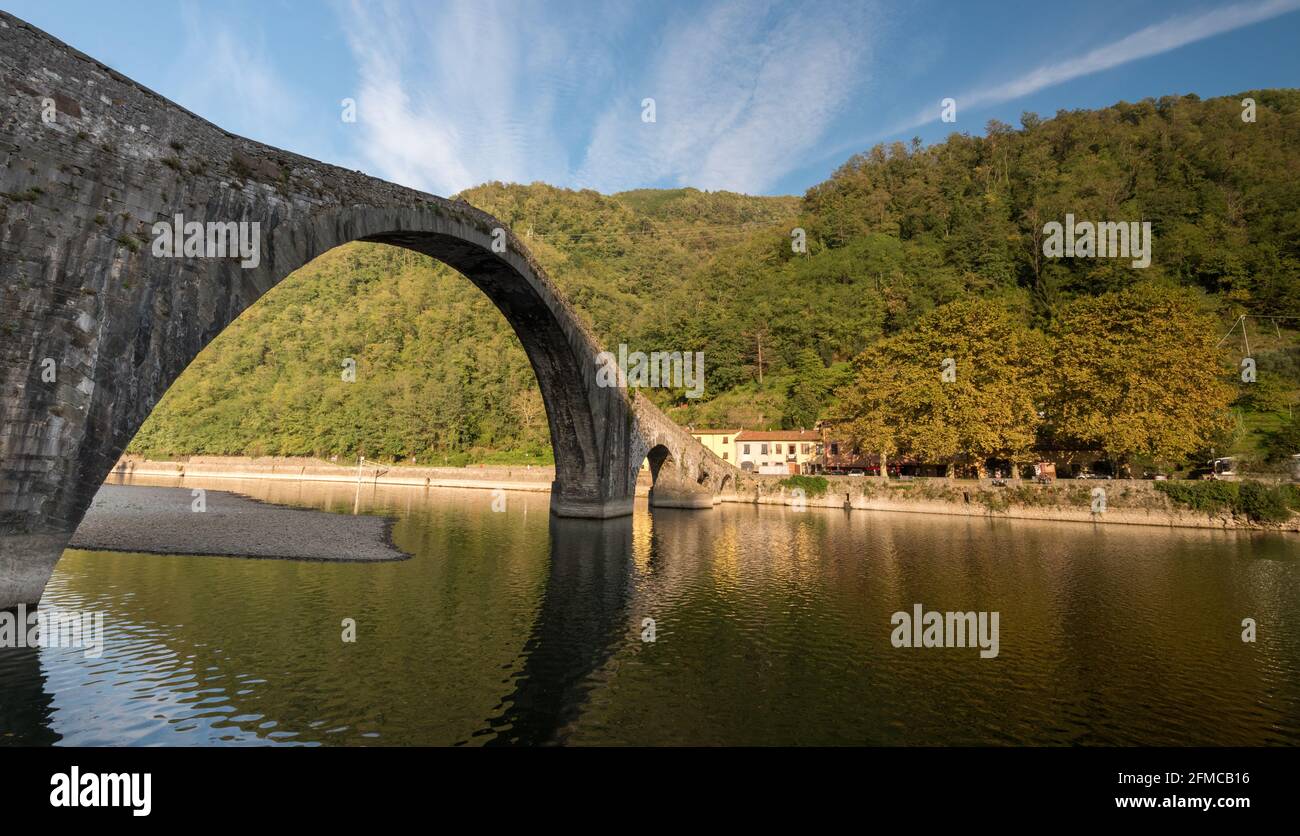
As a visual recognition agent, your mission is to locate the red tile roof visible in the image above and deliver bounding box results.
[733,430,821,442]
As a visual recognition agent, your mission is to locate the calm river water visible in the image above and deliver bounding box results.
[2,475,1298,746]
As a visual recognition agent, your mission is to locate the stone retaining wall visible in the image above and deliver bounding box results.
[720,473,1300,532]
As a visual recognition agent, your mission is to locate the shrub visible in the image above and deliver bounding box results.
[977,491,1009,512]
[1237,482,1292,523]
[1154,480,1239,514]
[1155,480,1295,523]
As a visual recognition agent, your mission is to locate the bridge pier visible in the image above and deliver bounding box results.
[0,535,68,611]
[549,493,636,519]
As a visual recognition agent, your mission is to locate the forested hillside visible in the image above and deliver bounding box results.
[130,90,1300,468]
[128,186,801,463]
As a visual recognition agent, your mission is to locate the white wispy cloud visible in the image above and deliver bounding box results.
[575,0,877,194]
[885,0,1300,138]
[339,0,631,196]
[338,0,876,196]
[168,6,304,146]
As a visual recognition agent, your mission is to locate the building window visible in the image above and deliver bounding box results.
[761,444,769,455]
[802,444,811,454]
[830,442,840,455]
[722,437,729,444]
[743,443,751,455]
[722,452,728,460]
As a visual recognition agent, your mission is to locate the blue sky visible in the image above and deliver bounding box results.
[5,0,1298,197]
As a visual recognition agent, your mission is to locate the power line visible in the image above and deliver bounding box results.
[1217,314,1300,350]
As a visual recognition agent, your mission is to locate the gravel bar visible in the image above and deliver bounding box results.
[69,485,408,562]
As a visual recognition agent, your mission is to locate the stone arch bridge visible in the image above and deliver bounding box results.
[0,13,737,608]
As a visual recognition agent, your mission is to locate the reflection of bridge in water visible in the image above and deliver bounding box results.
[473,516,634,745]
[0,12,737,609]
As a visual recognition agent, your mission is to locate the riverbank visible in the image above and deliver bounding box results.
[111,456,1300,532]
[71,484,408,561]
[727,473,1300,532]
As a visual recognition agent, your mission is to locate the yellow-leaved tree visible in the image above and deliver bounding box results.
[834,298,1050,477]
[1047,283,1234,468]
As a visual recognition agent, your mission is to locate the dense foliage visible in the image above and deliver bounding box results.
[1155,480,1300,522]
[131,90,1300,468]
[834,298,1051,473]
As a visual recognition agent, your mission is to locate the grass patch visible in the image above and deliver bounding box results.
[778,475,829,497]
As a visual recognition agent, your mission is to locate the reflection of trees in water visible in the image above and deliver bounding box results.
[473,516,635,746]
[0,645,61,745]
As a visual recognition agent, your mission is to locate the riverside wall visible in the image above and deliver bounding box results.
[111,457,1300,532]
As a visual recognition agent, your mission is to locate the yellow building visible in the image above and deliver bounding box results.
[689,428,740,462]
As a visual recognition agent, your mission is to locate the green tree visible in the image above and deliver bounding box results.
[782,348,831,429]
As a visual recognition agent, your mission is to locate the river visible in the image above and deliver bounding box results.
[2,474,1298,746]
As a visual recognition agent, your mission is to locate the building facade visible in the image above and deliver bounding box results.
[733,430,822,474]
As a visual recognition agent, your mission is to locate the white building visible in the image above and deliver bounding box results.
[733,430,821,474]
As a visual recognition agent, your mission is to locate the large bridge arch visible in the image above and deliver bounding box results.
[0,11,736,608]
[266,204,625,518]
